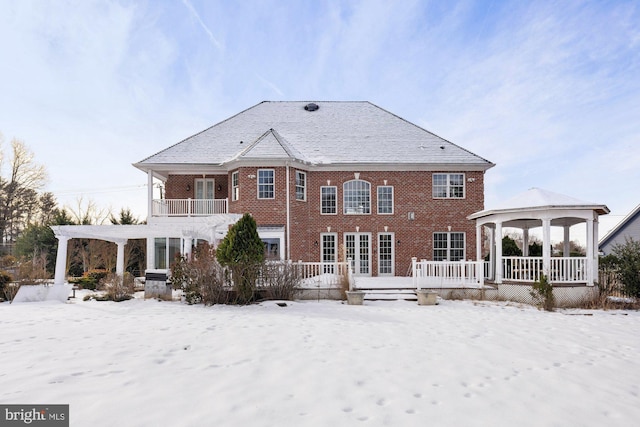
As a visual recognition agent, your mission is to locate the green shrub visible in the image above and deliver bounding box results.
[531,273,555,311]
[610,238,640,298]
[217,213,265,304]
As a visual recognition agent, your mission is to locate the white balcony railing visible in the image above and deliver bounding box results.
[152,198,228,217]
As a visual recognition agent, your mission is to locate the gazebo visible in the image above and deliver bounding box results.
[468,188,609,287]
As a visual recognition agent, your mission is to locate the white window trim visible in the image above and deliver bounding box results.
[257,169,275,200]
[194,178,215,199]
[320,185,338,215]
[295,170,307,202]
[432,173,466,199]
[231,171,239,201]
[377,185,394,215]
[343,179,371,215]
[433,231,466,261]
[377,232,395,276]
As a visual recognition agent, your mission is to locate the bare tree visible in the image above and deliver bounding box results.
[0,136,48,244]
[64,196,111,225]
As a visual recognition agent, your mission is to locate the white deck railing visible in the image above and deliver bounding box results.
[293,261,353,288]
[152,198,228,217]
[502,256,587,283]
[412,258,485,289]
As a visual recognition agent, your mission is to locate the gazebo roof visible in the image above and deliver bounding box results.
[468,188,609,229]
[469,188,609,220]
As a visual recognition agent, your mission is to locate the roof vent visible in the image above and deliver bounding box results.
[304,103,319,112]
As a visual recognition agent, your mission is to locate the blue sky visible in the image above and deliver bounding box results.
[0,0,638,238]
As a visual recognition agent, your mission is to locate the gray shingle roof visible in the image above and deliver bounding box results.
[135,101,493,170]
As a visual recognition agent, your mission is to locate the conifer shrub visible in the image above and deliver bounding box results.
[216,213,265,304]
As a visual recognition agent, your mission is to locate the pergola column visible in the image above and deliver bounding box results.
[542,218,551,277]
[495,222,503,284]
[146,237,155,271]
[116,240,128,276]
[184,236,193,260]
[54,235,69,285]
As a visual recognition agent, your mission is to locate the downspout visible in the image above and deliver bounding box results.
[286,163,291,260]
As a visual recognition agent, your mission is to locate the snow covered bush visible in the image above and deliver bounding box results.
[171,243,229,305]
[99,272,135,302]
[260,261,301,301]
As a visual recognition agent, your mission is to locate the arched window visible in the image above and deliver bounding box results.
[343,180,370,214]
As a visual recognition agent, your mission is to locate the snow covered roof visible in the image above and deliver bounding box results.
[134,101,494,174]
[468,188,609,228]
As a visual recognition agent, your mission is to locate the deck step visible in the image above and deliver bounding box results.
[357,289,419,301]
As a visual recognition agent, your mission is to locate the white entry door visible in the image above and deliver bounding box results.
[344,233,371,276]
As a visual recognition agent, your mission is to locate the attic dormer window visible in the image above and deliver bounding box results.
[304,103,319,112]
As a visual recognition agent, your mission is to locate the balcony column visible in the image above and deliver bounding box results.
[54,234,69,285]
[147,170,154,221]
[542,218,551,277]
[495,221,503,284]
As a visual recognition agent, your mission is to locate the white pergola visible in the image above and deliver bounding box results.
[50,215,241,285]
[468,188,609,286]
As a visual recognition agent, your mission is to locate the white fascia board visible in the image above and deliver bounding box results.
[306,162,494,172]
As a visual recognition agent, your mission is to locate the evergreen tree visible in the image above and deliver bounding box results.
[217,213,265,303]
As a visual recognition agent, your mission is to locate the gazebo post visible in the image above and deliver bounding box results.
[495,221,503,284]
[542,218,551,278]
[563,226,571,257]
[475,224,484,285]
[522,228,529,257]
[586,218,594,286]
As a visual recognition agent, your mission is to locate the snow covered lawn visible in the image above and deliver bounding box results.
[1,293,639,426]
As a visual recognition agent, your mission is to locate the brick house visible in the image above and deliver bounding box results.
[133,101,494,277]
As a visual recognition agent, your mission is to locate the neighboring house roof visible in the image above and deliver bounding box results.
[134,101,494,177]
[599,203,640,254]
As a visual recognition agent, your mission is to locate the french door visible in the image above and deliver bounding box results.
[344,233,371,276]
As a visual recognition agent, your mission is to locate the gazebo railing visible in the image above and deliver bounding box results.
[502,256,587,283]
[549,257,587,283]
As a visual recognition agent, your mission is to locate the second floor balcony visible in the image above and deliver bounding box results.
[152,198,229,217]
